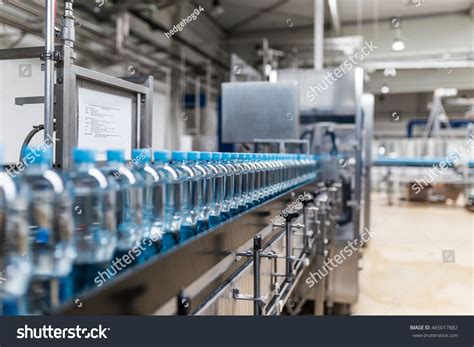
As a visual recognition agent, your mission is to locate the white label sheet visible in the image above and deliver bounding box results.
[77,87,132,160]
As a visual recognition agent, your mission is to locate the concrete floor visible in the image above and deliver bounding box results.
[353,194,474,315]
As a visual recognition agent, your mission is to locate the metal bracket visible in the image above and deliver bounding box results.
[15,96,45,106]
[235,250,252,261]
[291,223,305,229]
[41,50,62,61]
[232,288,267,307]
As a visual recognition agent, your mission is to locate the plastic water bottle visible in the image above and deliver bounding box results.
[69,149,117,292]
[222,153,235,220]
[251,154,263,204]
[209,152,224,227]
[198,152,215,229]
[131,148,162,260]
[0,146,31,315]
[243,153,257,209]
[237,153,249,213]
[170,151,195,242]
[22,147,75,312]
[230,153,243,216]
[187,152,208,233]
[271,154,281,195]
[153,151,180,251]
[259,154,270,201]
[214,153,231,221]
[102,149,143,269]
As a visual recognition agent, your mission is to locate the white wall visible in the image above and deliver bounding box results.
[0,58,45,163]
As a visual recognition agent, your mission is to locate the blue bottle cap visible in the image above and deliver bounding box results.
[187,151,200,161]
[106,149,125,163]
[132,148,151,164]
[200,152,212,161]
[212,152,222,161]
[172,151,187,162]
[154,150,171,162]
[73,148,96,164]
[231,153,239,160]
[23,146,53,165]
[222,153,232,161]
[35,228,50,244]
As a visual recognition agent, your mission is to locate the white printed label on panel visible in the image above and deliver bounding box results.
[77,87,132,160]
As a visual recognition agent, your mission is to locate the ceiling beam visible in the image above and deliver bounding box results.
[227,0,291,33]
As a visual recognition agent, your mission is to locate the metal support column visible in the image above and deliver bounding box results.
[314,0,324,70]
[44,0,56,156]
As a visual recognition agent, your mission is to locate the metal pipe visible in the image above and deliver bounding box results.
[44,0,56,154]
[62,0,75,48]
[285,220,293,282]
[253,236,262,315]
[314,0,324,70]
[313,206,327,315]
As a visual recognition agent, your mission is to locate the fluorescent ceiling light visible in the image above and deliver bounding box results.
[381,83,390,94]
[392,37,405,51]
[212,0,225,16]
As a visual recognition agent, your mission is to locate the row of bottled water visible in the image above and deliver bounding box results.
[0,146,317,315]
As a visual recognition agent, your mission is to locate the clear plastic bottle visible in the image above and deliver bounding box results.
[221,153,234,220]
[170,151,195,242]
[102,149,143,268]
[213,153,230,221]
[282,155,289,190]
[22,147,75,312]
[69,149,117,293]
[187,152,208,234]
[259,154,270,201]
[0,146,31,315]
[209,152,225,227]
[130,148,160,261]
[273,154,283,195]
[198,152,215,228]
[251,154,264,204]
[230,153,243,216]
[242,154,256,209]
[153,151,179,252]
[238,153,250,213]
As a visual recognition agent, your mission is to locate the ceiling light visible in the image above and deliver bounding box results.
[212,0,225,16]
[392,36,405,51]
[384,66,397,77]
[381,83,390,94]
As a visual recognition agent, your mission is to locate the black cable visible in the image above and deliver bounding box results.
[300,129,314,148]
[325,129,338,156]
[19,124,44,162]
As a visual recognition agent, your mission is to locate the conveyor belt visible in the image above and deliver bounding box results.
[372,157,461,168]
